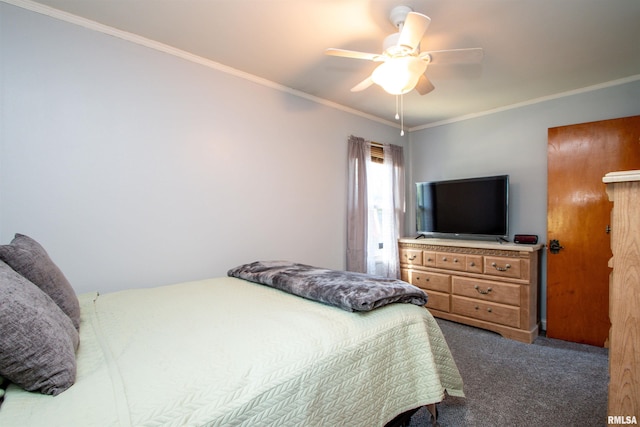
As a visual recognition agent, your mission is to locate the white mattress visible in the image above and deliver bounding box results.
[0,277,463,426]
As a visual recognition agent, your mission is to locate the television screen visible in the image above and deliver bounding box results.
[416,175,509,239]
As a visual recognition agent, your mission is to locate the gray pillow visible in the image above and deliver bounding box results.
[0,234,80,329]
[0,260,79,395]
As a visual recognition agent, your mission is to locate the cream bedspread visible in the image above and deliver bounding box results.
[0,277,463,426]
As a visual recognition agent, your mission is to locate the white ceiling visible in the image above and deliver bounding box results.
[17,0,640,129]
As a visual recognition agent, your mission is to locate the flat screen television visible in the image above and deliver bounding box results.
[415,175,509,240]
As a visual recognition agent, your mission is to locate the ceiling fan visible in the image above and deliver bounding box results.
[326,5,483,96]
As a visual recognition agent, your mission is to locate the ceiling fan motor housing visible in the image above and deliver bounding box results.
[383,33,411,55]
[389,5,413,28]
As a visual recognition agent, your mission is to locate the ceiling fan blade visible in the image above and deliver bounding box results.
[397,12,430,50]
[325,48,383,61]
[415,74,435,95]
[424,48,484,65]
[350,76,374,92]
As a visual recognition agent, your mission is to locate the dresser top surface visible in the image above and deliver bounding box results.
[399,237,543,252]
[603,170,640,183]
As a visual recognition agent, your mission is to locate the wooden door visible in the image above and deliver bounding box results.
[547,115,640,346]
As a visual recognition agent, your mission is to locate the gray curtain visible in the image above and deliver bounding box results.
[346,136,369,273]
[385,143,405,278]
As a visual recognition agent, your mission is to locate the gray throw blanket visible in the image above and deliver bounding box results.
[227,261,428,312]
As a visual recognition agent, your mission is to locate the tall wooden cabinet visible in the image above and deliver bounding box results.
[603,170,640,422]
[399,238,542,343]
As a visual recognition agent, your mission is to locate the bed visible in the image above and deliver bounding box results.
[0,235,464,427]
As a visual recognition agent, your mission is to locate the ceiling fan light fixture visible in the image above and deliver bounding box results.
[371,56,427,95]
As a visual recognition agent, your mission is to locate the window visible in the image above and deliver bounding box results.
[367,160,390,276]
[347,137,404,278]
[370,144,384,164]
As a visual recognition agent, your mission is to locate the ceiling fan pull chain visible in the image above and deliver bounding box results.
[395,95,400,120]
[400,94,405,136]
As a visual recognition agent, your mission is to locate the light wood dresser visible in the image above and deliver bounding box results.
[399,238,542,343]
[603,170,640,423]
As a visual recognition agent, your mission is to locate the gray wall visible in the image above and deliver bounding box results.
[3,2,639,325]
[407,79,640,326]
[0,4,404,294]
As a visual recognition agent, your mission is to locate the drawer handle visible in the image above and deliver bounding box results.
[406,254,417,261]
[491,262,511,272]
[474,285,492,295]
[470,261,475,267]
[475,305,493,313]
[442,257,448,261]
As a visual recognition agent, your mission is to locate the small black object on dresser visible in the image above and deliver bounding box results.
[514,234,538,244]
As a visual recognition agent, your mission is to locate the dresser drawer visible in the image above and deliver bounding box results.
[400,249,422,266]
[412,271,451,293]
[452,277,520,306]
[425,291,450,312]
[484,256,522,279]
[435,252,466,271]
[466,255,483,273]
[452,296,520,328]
[400,269,410,283]
[422,251,437,267]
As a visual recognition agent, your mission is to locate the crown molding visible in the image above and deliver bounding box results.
[409,74,640,131]
[2,0,399,129]
[5,0,636,133]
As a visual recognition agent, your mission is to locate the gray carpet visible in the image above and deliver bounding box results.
[409,319,609,427]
